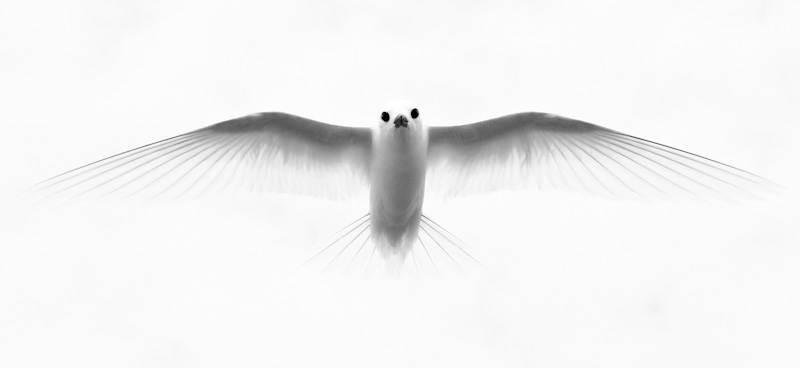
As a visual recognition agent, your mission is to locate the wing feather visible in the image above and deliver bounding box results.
[427,112,776,200]
[29,112,372,202]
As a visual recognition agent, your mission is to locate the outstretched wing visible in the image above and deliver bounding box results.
[29,112,372,202]
[426,112,777,200]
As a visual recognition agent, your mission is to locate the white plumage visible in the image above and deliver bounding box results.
[28,100,777,274]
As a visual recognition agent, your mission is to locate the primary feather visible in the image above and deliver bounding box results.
[28,112,372,202]
[427,112,777,200]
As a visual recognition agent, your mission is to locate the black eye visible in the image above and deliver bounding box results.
[410,108,419,119]
[381,111,390,122]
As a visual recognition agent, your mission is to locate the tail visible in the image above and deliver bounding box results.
[300,213,482,276]
[412,214,484,276]
[300,212,375,275]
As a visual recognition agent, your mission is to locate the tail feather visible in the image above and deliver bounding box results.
[301,213,370,268]
[417,215,484,275]
[300,212,482,277]
[420,214,483,268]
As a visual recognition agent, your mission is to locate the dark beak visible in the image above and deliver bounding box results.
[393,114,408,129]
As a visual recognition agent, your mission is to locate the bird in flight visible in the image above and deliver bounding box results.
[28,100,776,275]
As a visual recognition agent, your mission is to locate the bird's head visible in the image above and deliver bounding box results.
[379,100,421,131]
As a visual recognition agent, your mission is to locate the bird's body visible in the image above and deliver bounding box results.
[28,100,777,275]
[369,101,429,272]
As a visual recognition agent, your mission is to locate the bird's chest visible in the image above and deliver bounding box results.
[370,138,427,220]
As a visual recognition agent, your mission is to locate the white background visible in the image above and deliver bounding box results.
[1,0,798,367]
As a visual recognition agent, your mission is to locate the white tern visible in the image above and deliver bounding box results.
[29,100,777,274]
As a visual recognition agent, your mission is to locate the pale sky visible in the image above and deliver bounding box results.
[1,1,799,367]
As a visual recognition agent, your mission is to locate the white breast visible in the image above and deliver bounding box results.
[368,124,429,271]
